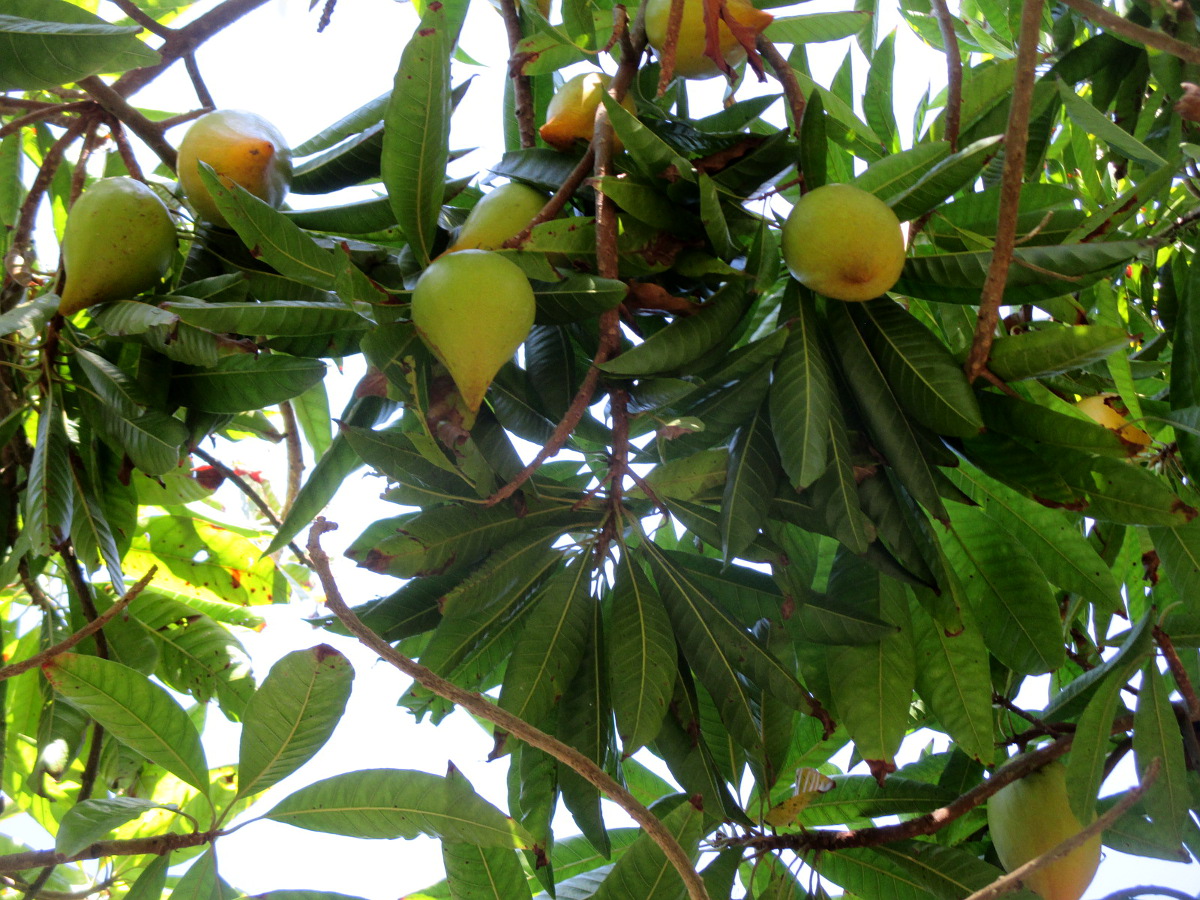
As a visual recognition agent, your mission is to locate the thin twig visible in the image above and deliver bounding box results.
[498,0,536,149]
[963,0,1043,382]
[0,102,91,142]
[306,521,711,900]
[191,446,311,566]
[1154,625,1200,719]
[962,759,1161,900]
[0,568,156,681]
[929,0,962,151]
[183,54,216,109]
[0,876,117,900]
[1059,0,1200,66]
[109,122,146,182]
[993,692,1068,738]
[77,77,177,170]
[0,831,220,873]
[501,148,595,248]
[109,0,173,36]
[755,36,805,136]
[20,869,56,900]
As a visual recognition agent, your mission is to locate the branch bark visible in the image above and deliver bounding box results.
[1059,0,1200,66]
[929,0,962,151]
[0,831,219,874]
[307,521,711,900]
[497,0,537,149]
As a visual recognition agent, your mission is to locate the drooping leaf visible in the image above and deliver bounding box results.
[55,797,161,855]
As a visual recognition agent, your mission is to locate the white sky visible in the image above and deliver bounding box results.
[21,0,1194,896]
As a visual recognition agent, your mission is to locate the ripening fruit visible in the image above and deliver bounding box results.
[987,761,1102,900]
[445,182,549,253]
[644,0,774,79]
[781,183,906,302]
[1076,393,1152,448]
[411,250,536,413]
[177,109,292,227]
[58,177,177,316]
[539,71,636,152]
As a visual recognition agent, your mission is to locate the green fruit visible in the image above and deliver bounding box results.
[58,177,176,316]
[781,183,906,302]
[644,0,774,80]
[987,761,1102,900]
[411,250,536,414]
[445,183,548,253]
[539,71,636,152]
[177,109,292,227]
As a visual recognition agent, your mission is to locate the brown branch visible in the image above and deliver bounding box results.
[993,692,1068,738]
[306,521,711,900]
[1059,0,1200,66]
[0,568,156,681]
[498,0,536,149]
[183,54,216,110]
[0,102,91,142]
[1,876,117,900]
[656,0,685,95]
[930,0,962,151]
[109,0,173,37]
[962,759,1160,900]
[76,77,177,170]
[109,122,146,182]
[502,148,595,248]
[1154,625,1200,719]
[0,831,219,874]
[756,36,805,137]
[963,0,1043,382]
[190,446,311,566]
[278,400,304,519]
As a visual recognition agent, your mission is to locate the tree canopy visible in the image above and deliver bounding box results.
[0,0,1198,899]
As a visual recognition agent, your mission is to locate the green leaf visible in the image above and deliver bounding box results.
[770,289,832,489]
[161,300,372,336]
[942,505,1066,675]
[720,411,780,563]
[1065,665,1130,823]
[602,93,694,182]
[815,840,1009,900]
[863,30,897,153]
[1057,77,1165,167]
[908,594,995,765]
[808,404,875,554]
[24,391,73,557]
[266,768,531,847]
[382,3,462,265]
[443,843,533,900]
[532,274,627,325]
[590,797,703,900]
[1132,665,1189,845]
[497,562,593,728]
[43,654,210,796]
[601,280,750,376]
[170,846,219,900]
[888,135,1004,222]
[800,775,955,827]
[986,324,1130,381]
[853,142,951,204]
[852,298,983,437]
[607,553,676,755]
[237,645,354,800]
[765,11,873,44]
[170,354,326,414]
[0,0,159,91]
[1058,453,1197,527]
[55,797,160,855]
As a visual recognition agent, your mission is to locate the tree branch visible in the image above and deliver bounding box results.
[0,831,219,874]
[1059,0,1200,66]
[498,0,536,149]
[1154,625,1200,719]
[306,521,711,900]
[77,77,177,170]
[0,568,156,681]
[929,0,962,151]
[755,36,805,137]
[962,759,1160,900]
[963,0,1043,382]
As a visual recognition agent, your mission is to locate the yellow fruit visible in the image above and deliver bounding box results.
[411,250,536,413]
[177,109,292,227]
[539,72,636,152]
[644,0,774,80]
[58,177,176,316]
[445,183,549,253]
[781,183,906,302]
[987,761,1101,900]
[1075,393,1152,448]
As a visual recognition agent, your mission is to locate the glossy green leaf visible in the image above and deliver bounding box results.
[853,142,951,204]
[1065,666,1130,823]
[237,645,354,800]
[0,0,158,91]
[608,553,676,755]
[765,11,872,44]
[1132,665,1189,844]
[382,4,462,264]
[800,775,954,827]
[24,391,73,558]
[443,843,533,900]
[978,391,1128,457]
[602,93,694,182]
[56,797,161,855]
[170,354,326,414]
[43,653,210,796]
[266,768,531,847]
[161,300,372,336]
[532,275,627,325]
[770,289,832,489]
[815,839,1009,900]
[292,124,385,194]
[720,411,780,563]
[888,135,1003,222]
[1057,77,1165,167]
[986,324,1129,381]
[590,797,703,900]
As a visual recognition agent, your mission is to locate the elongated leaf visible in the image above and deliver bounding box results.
[808,404,875,554]
[601,281,750,376]
[382,4,461,264]
[590,797,703,900]
[1059,453,1197,527]
[854,142,951,203]
[532,275,627,325]
[942,505,1065,675]
[770,289,831,489]
[66,461,124,590]
[800,775,954,827]
[43,654,210,796]
[816,839,1008,900]
[266,768,530,847]
[1132,666,1189,844]
[1057,78,1165,167]
[171,354,326,414]
[24,391,73,557]
[1065,665,1130,822]
[608,553,677,755]
[237,645,354,800]
[162,300,372,336]
[720,412,780,563]
[987,324,1129,381]
[0,0,158,91]
[889,135,1003,222]
[443,843,533,900]
[55,797,160,855]
[765,11,872,45]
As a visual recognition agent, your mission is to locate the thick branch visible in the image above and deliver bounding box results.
[755,36,804,136]
[0,568,156,681]
[1059,0,1200,66]
[77,77,177,170]
[963,0,1043,382]
[962,759,1160,900]
[498,0,536,149]
[307,521,710,900]
[929,0,962,151]
[0,831,218,874]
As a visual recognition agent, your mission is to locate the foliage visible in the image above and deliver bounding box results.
[1,0,1198,899]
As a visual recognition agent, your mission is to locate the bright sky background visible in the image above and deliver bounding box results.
[23,0,1193,895]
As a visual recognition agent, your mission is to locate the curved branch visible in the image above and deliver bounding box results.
[307,521,711,900]
[1059,0,1200,66]
[0,831,219,874]
[76,77,177,170]
[498,0,536,149]
[929,0,962,151]
[755,36,805,137]
[0,568,156,681]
